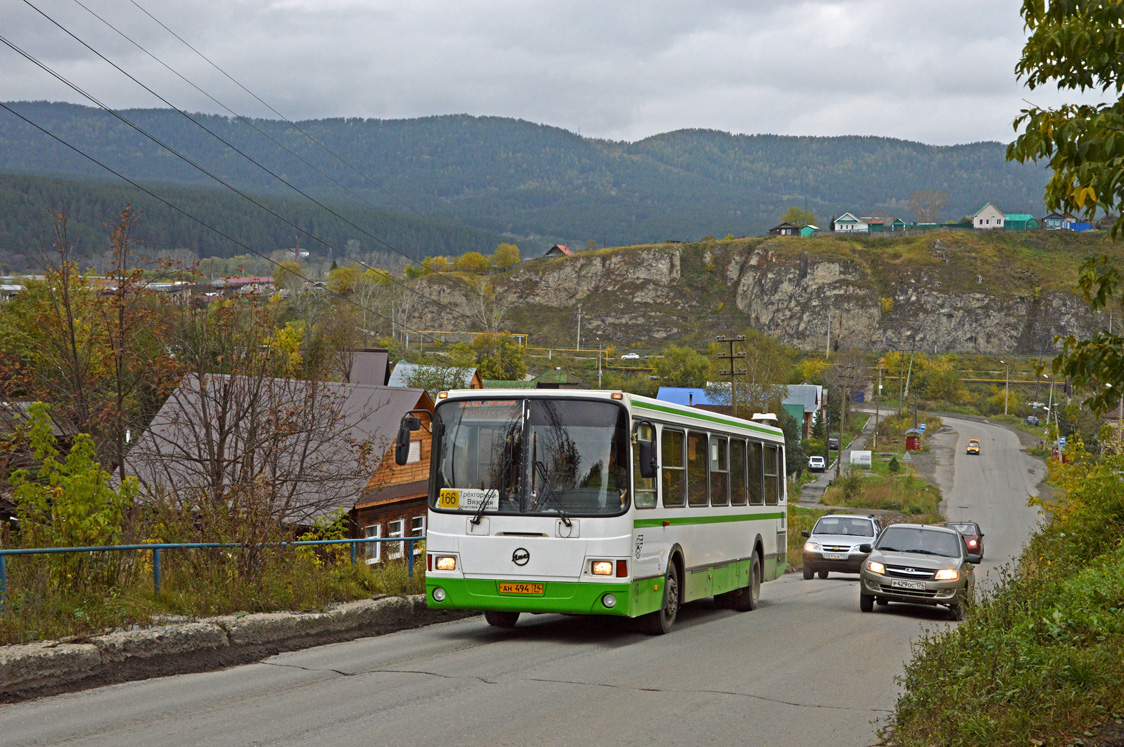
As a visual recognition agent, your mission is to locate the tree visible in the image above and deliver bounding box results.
[471,332,527,380]
[1005,4,1124,416]
[908,190,948,223]
[326,264,363,295]
[652,345,712,387]
[705,332,790,419]
[422,256,450,274]
[273,260,304,294]
[1007,1,1124,236]
[468,277,517,333]
[492,243,520,269]
[780,206,816,227]
[455,252,489,272]
[403,363,470,398]
[826,349,870,476]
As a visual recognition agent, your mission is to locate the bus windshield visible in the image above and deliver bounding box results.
[432,398,630,517]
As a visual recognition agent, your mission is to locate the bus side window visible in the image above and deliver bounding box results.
[710,436,729,506]
[764,444,779,505]
[687,430,709,507]
[633,423,657,509]
[748,440,764,505]
[661,429,685,507]
[730,439,747,506]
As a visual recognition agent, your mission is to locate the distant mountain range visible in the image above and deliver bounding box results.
[0,101,1049,258]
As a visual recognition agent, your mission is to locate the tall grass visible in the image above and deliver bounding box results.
[822,468,942,523]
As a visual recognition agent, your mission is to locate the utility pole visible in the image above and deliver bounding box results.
[716,335,746,417]
[1000,359,1010,416]
[825,303,832,359]
[873,358,882,451]
[576,305,582,351]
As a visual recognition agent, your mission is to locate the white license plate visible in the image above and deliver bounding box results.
[824,553,848,560]
[891,579,927,591]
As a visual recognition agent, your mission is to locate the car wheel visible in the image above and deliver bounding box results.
[860,592,874,612]
[948,603,964,621]
[731,554,761,612]
[484,611,520,628]
[802,566,814,580]
[818,570,829,579]
[642,562,680,635]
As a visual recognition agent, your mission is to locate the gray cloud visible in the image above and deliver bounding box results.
[0,0,1108,144]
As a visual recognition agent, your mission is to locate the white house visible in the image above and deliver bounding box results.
[973,203,1006,230]
[833,212,868,233]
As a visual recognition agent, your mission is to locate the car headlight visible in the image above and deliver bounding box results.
[804,542,821,552]
[866,561,885,574]
[935,569,959,581]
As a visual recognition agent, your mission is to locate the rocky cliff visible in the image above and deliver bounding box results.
[414,232,1115,354]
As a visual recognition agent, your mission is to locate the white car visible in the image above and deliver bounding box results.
[807,455,826,472]
[620,353,641,359]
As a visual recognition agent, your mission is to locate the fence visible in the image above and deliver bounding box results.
[0,536,423,611]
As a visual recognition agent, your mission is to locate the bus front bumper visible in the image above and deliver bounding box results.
[425,576,665,617]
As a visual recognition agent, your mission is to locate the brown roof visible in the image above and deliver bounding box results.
[346,348,390,386]
[126,375,432,522]
[356,479,428,509]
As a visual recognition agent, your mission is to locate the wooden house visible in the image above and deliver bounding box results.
[544,244,573,258]
[833,213,868,233]
[1043,212,1077,230]
[768,222,801,237]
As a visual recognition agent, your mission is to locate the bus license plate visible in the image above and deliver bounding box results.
[498,582,544,595]
[891,579,926,591]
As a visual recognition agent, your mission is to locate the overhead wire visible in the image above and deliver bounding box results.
[0,99,444,345]
[17,0,485,332]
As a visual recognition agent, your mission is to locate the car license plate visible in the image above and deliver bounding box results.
[824,553,848,560]
[498,582,544,595]
[891,579,927,591]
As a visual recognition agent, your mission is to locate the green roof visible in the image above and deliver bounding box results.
[1004,213,1035,221]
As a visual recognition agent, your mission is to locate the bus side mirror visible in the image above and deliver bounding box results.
[394,415,422,465]
[638,438,657,478]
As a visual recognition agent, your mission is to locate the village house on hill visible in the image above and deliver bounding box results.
[543,244,573,258]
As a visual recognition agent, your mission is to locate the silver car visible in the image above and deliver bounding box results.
[801,514,882,579]
[858,523,976,620]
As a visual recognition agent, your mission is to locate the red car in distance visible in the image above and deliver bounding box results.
[945,522,985,563]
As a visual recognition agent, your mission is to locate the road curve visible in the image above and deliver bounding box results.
[0,420,1044,747]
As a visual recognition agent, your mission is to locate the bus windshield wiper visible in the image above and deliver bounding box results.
[472,432,514,525]
[533,461,571,527]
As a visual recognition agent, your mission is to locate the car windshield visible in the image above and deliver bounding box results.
[876,527,961,557]
[432,397,631,517]
[812,516,875,537]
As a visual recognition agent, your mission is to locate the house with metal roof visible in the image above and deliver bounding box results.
[799,224,820,237]
[543,244,573,258]
[1003,213,1039,231]
[768,222,801,237]
[973,203,1006,230]
[832,213,867,233]
[386,361,483,392]
[126,376,435,556]
[1043,212,1077,230]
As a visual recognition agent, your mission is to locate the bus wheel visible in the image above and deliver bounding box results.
[643,563,680,635]
[732,554,761,612]
[484,611,520,628]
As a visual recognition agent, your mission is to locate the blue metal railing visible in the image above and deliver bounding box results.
[0,536,424,610]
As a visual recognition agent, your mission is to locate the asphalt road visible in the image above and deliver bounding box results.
[0,418,1044,747]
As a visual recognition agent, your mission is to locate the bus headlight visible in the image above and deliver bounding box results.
[435,556,457,571]
[591,560,613,575]
[432,587,446,602]
[602,593,617,608]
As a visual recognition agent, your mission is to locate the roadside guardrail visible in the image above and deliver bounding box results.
[0,536,424,610]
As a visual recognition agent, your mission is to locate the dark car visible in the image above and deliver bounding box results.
[858,524,976,620]
[945,521,985,563]
[1026,414,1040,426]
[801,514,882,579]
[828,437,840,450]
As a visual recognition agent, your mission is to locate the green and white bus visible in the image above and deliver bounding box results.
[398,389,787,634]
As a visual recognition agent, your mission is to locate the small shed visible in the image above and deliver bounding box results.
[799,224,820,237]
[905,428,923,452]
[768,222,800,237]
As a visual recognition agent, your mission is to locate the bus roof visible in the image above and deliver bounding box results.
[437,389,786,441]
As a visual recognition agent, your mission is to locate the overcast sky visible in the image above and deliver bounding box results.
[0,0,1102,145]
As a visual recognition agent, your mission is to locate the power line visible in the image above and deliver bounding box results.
[67,0,436,273]
[0,26,482,333]
[18,1,482,332]
[126,0,430,221]
[0,99,443,346]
